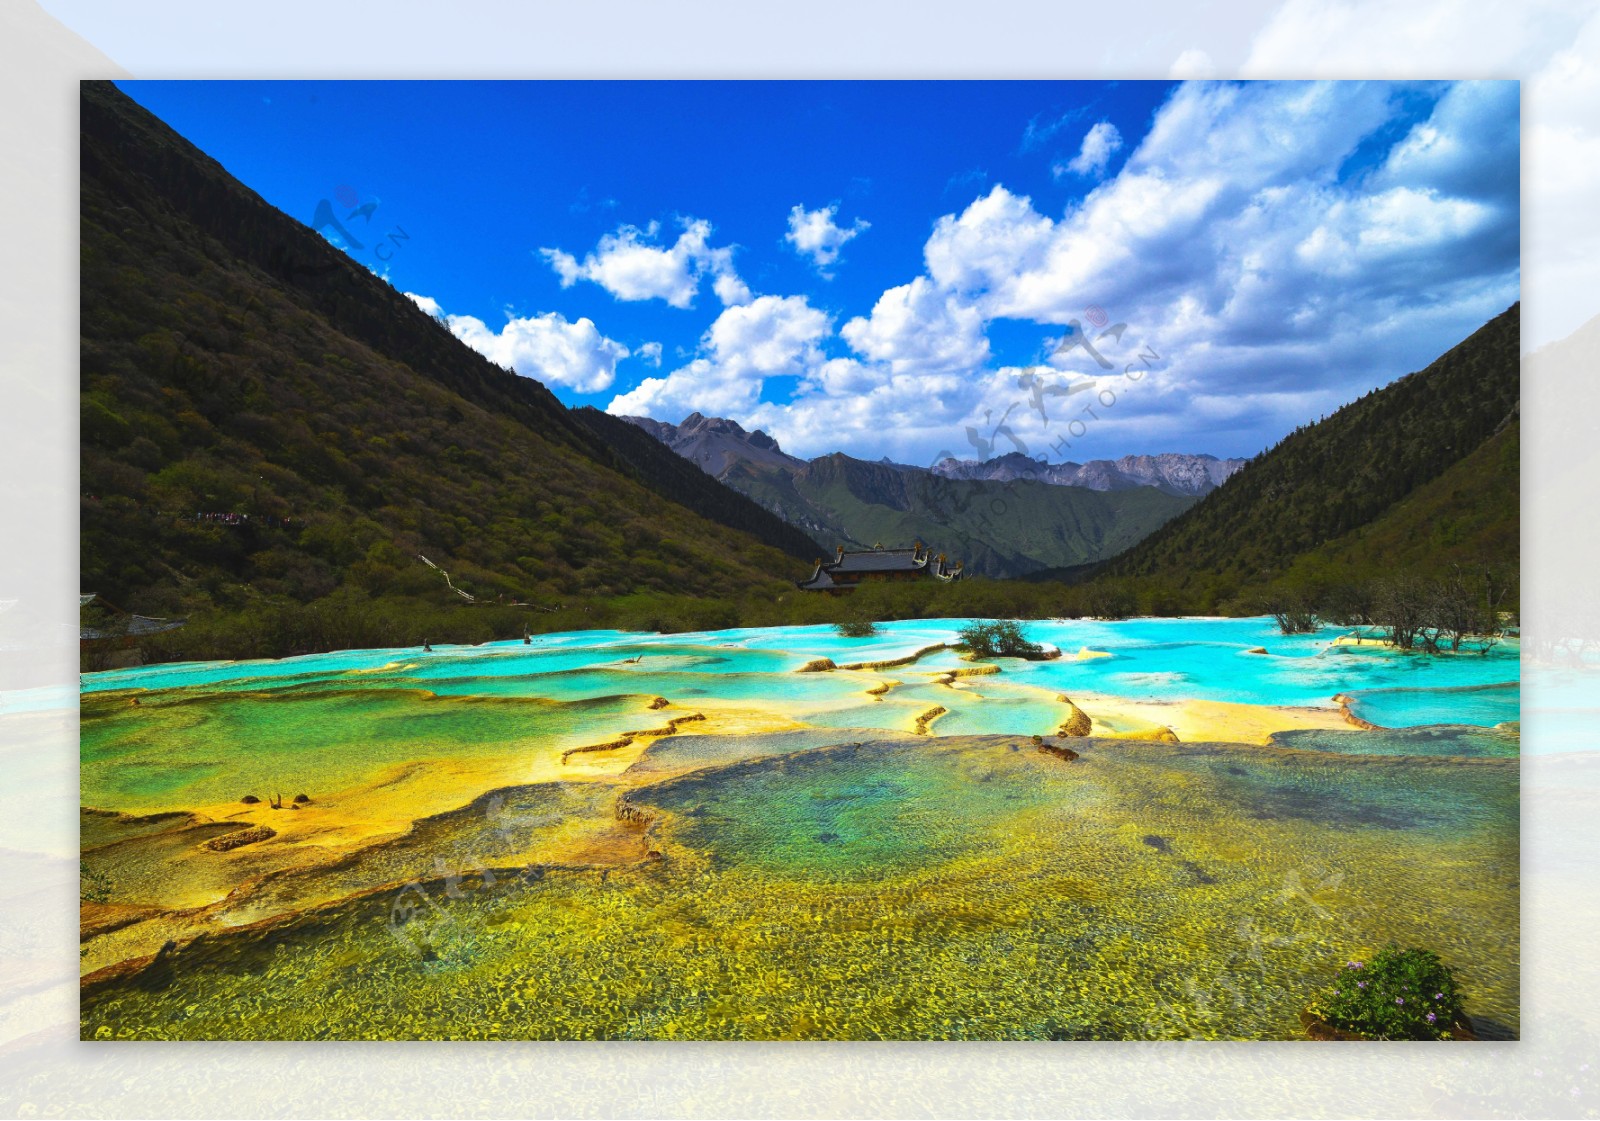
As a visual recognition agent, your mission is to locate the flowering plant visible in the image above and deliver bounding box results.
[1312,945,1468,1040]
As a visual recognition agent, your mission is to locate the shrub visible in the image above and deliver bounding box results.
[835,618,878,638]
[1259,590,1320,635]
[1312,945,1468,1040]
[958,619,1041,658]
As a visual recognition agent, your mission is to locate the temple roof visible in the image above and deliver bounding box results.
[797,566,839,590]
[829,548,927,573]
[797,543,962,589]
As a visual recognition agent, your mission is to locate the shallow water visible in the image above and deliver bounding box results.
[1344,682,1520,729]
[76,617,1521,1041]
[80,736,1519,1041]
[82,617,1519,722]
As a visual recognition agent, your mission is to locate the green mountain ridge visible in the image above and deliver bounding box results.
[718,453,1197,578]
[1091,304,1520,610]
[80,81,820,659]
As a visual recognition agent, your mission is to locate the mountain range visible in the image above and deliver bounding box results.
[931,451,1246,496]
[623,412,1243,497]
[79,78,1520,656]
[617,413,1245,576]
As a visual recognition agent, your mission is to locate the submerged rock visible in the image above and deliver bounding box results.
[203,824,277,852]
[912,705,947,735]
[1037,741,1080,763]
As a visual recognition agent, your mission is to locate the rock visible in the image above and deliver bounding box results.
[1038,742,1080,763]
[292,793,311,804]
[647,696,670,710]
[240,794,261,804]
[796,658,837,673]
[1057,700,1093,737]
[1245,646,1268,655]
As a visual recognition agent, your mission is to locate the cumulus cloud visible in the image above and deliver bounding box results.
[636,341,663,367]
[784,203,870,276]
[606,295,831,420]
[540,218,749,309]
[923,81,1514,337]
[1057,120,1123,178]
[840,277,989,376]
[603,80,1521,464]
[405,293,629,394]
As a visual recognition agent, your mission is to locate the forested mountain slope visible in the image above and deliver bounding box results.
[1097,305,1520,607]
[80,81,815,658]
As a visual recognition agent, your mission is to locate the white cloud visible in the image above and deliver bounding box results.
[407,292,444,318]
[738,80,1519,463]
[1056,120,1123,178]
[784,203,870,275]
[606,295,831,420]
[591,80,1519,465]
[840,277,989,376]
[636,341,663,367]
[405,293,629,394]
[923,185,1054,294]
[540,218,749,309]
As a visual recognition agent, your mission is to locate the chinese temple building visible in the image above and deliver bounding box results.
[797,542,964,593]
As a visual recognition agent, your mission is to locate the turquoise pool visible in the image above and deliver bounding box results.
[78,617,1520,729]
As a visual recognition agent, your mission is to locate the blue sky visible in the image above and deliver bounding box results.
[114,79,1520,466]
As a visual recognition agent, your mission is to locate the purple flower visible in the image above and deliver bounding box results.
[1357,980,1366,988]
[1396,997,1405,1005]
[1435,992,1443,999]
[1426,1013,1436,1023]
